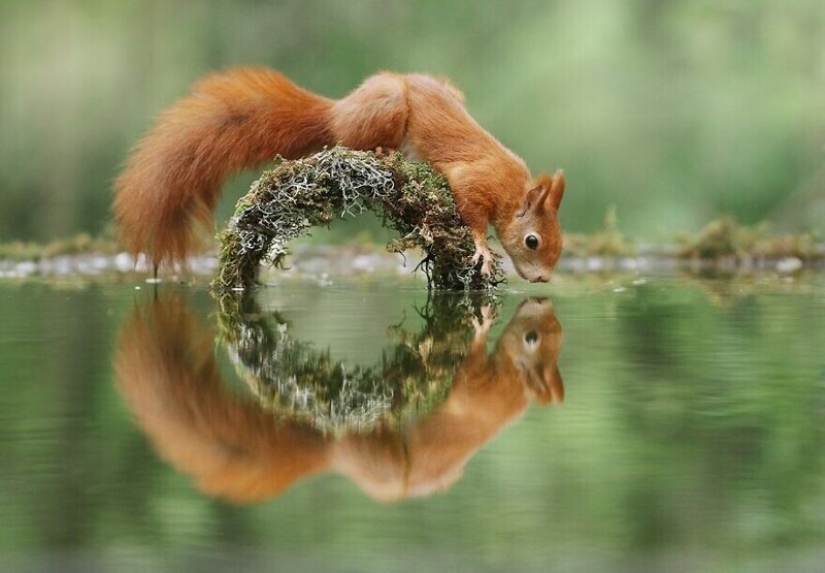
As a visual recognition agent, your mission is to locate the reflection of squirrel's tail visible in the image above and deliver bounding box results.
[113,68,335,269]
[114,295,331,503]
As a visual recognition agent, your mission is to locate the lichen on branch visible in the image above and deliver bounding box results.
[213,146,503,291]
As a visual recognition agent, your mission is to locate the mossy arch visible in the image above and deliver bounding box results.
[214,147,503,291]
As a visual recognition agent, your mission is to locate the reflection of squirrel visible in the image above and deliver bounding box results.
[114,296,563,503]
[114,68,565,281]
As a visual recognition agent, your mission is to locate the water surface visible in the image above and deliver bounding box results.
[0,273,823,571]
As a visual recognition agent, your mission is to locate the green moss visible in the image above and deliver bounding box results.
[213,147,503,291]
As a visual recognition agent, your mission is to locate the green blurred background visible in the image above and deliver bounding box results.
[1,0,823,245]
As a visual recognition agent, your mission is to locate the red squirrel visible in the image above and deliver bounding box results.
[114,68,565,281]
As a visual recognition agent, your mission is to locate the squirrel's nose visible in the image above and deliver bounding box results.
[529,275,550,283]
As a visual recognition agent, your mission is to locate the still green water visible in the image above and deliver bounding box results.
[0,273,823,571]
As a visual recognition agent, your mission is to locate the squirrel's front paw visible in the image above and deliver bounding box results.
[471,245,494,276]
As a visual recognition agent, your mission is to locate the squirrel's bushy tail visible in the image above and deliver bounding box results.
[114,68,335,269]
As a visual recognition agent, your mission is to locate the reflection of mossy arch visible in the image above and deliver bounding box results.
[214,147,503,291]
[216,292,485,434]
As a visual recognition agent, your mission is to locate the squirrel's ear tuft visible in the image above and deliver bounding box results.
[533,173,555,193]
[543,169,565,211]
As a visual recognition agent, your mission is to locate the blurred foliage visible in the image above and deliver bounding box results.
[0,232,120,262]
[677,216,825,261]
[564,205,634,257]
[1,0,823,247]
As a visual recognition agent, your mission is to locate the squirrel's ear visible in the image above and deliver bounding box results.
[539,364,565,405]
[545,169,565,211]
[521,176,552,216]
[521,361,564,405]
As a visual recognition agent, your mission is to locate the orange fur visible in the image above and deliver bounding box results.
[115,68,565,280]
[113,296,331,502]
[115,295,563,503]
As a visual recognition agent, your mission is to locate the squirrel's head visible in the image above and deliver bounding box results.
[497,297,564,404]
[500,170,565,283]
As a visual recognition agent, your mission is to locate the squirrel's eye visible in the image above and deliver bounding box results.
[525,330,539,345]
[525,234,539,250]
